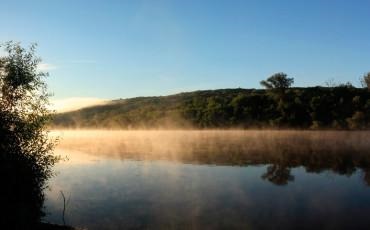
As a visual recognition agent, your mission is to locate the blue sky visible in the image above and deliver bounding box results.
[1,0,370,101]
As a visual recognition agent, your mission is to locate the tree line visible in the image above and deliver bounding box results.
[182,72,370,129]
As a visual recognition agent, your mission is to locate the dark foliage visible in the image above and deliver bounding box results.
[53,86,370,129]
[0,42,59,229]
[260,72,294,89]
[362,72,370,89]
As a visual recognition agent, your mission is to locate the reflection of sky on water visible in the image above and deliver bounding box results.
[44,131,370,230]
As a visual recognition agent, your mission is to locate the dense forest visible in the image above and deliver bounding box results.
[52,73,370,130]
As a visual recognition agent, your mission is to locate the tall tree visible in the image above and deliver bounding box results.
[0,42,59,228]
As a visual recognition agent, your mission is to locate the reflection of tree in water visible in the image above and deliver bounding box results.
[257,149,367,186]
[257,149,370,186]
[65,130,370,187]
[261,164,294,185]
[363,170,370,186]
[180,133,370,186]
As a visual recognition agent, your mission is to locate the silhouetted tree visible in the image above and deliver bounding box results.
[260,72,294,89]
[362,72,370,89]
[0,42,59,228]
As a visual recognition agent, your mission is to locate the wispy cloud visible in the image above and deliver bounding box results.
[50,97,108,113]
[37,63,57,71]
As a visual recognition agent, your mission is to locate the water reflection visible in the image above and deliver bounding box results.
[262,164,294,185]
[45,131,370,229]
[53,130,370,186]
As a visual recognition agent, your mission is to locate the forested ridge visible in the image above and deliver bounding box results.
[52,85,370,129]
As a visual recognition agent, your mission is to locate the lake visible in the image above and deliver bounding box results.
[44,130,370,229]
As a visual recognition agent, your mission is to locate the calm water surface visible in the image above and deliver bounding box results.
[44,131,370,229]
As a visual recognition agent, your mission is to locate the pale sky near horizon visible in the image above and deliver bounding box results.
[1,0,370,108]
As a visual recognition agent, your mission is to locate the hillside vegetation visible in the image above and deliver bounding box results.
[52,86,370,129]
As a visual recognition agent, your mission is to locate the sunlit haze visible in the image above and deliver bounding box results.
[3,1,370,229]
[50,97,108,113]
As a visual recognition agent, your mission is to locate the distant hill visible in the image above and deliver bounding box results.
[51,87,370,129]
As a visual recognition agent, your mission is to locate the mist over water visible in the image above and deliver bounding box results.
[51,130,370,163]
[45,130,370,229]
